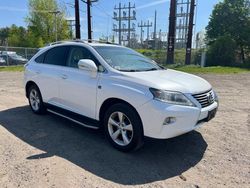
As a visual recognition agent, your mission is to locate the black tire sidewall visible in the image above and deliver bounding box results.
[103,103,144,152]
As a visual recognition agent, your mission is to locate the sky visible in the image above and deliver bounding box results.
[0,0,221,40]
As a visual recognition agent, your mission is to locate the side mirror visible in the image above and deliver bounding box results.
[78,59,98,77]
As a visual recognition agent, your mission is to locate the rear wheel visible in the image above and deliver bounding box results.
[28,85,46,114]
[103,103,144,152]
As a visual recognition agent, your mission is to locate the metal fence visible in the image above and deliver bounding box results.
[0,46,38,66]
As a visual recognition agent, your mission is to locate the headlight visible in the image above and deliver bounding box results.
[213,90,219,103]
[149,88,196,107]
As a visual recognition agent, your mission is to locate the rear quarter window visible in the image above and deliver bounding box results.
[35,52,46,63]
[43,46,69,66]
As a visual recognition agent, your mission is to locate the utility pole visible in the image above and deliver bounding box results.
[146,20,152,42]
[166,0,177,64]
[49,10,61,41]
[153,10,157,49]
[138,20,152,47]
[128,2,131,47]
[138,21,144,45]
[75,0,81,39]
[113,2,136,46]
[87,0,92,41]
[67,19,75,39]
[82,0,98,41]
[185,0,195,65]
[118,3,122,45]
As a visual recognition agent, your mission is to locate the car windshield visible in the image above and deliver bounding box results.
[93,46,163,72]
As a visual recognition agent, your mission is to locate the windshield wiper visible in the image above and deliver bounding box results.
[144,68,159,71]
[120,69,141,72]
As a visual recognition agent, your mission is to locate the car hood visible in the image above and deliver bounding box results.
[119,69,212,94]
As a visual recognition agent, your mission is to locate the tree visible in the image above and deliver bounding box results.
[0,27,9,46]
[0,25,30,47]
[206,0,250,64]
[206,35,237,66]
[26,0,70,47]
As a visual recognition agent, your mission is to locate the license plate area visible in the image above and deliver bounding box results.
[206,108,217,121]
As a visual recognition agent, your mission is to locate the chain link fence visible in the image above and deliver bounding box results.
[0,46,38,66]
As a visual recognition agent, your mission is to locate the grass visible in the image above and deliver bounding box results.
[0,65,249,74]
[167,65,250,74]
[0,65,24,72]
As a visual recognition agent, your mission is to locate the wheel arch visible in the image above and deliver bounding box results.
[98,98,144,131]
[25,81,39,98]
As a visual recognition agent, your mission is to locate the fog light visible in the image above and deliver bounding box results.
[163,117,176,125]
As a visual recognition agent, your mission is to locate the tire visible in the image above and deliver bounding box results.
[28,85,46,114]
[103,103,144,152]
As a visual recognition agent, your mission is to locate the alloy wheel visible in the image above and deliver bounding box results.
[107,111,134,146]
[29,89,40,111]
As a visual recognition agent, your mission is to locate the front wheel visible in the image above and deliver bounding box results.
[103,103,144,152]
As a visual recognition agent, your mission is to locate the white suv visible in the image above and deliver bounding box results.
[24,41,218,151]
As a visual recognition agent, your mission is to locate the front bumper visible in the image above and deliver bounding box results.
[137,100,218,139]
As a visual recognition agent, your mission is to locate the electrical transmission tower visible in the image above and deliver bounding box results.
[67,19,75,39]
[49,10,61,41]
[138,20,153,47]
[166,0,176,64]
[113,2,136,46]
[166,0,196,64]
[185,0,195,65]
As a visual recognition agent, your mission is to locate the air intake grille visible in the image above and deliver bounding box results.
[192,90,215,108]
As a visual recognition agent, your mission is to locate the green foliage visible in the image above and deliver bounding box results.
[206,0,250,66]
[0,27,9,45]
[165,65,250,74]
[0,0,70,48]
[136,49,200,65]
[0,25,29,47]
[206,35,237,66]
[26,0,70,47]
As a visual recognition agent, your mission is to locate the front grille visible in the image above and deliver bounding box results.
[192,90,215,108]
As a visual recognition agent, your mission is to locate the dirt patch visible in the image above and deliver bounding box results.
[0,72,249,188]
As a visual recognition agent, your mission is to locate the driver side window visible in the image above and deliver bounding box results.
[67,46,97,68]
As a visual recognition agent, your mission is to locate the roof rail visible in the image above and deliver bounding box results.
[79,39,118,45]
[46,39,119,46]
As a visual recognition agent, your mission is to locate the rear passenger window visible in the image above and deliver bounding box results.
[44,46,69,66]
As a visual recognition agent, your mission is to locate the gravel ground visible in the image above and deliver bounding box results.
[0,72,249,188]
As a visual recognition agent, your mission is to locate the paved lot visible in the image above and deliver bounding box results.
[0,72,249,188]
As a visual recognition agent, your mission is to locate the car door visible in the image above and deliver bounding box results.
[58,46,99,119]
[32,46,69,105]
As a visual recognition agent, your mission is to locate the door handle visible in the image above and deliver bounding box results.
[61,74,68,79]
[35,71,41,74]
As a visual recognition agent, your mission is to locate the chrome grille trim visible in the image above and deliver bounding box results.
[192,90,215,108]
